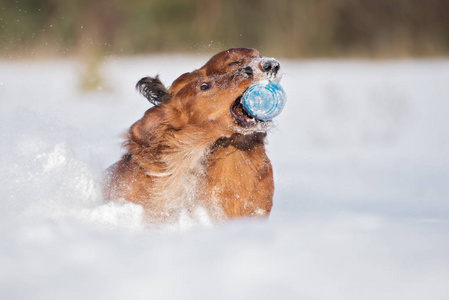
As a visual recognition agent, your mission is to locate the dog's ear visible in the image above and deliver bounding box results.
[129,106,165,147]
[136,75,172,105]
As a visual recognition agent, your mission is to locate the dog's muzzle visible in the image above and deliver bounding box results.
[260,58,281,77]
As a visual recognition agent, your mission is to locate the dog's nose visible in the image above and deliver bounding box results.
[261,58,280,76]
[243,66,253,77]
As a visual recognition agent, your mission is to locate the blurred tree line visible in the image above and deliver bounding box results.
[1,0,449,58]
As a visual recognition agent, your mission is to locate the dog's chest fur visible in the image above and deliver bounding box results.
[201,134,274,218]
[138,132,273,222]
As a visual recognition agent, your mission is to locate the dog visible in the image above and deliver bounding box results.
[103,48,282,224]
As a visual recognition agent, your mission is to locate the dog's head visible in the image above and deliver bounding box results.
[131,65,272,148]
[137,48,281,106]
[132,48,281,144]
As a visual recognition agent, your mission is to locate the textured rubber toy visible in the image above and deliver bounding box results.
[241,81,286,121]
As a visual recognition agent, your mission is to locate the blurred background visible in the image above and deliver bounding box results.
[2,0,449,59]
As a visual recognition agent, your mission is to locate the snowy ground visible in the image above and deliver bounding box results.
[1,56,449,299]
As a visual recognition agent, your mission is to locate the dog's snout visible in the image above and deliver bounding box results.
[261,59,280,75]
[243,66,253,77]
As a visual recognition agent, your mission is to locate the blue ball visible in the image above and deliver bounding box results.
[241,81,287,121]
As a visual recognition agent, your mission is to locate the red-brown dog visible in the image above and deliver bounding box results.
[104,48,282,224]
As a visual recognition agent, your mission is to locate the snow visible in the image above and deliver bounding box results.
[1,56,449,299]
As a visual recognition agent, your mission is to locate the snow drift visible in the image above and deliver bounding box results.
[1,56,448,300]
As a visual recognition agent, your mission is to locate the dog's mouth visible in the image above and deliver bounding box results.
[230,96,266,128]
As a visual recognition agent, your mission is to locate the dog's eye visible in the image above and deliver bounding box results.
[228,60,242,67]
[200,82,211,91]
